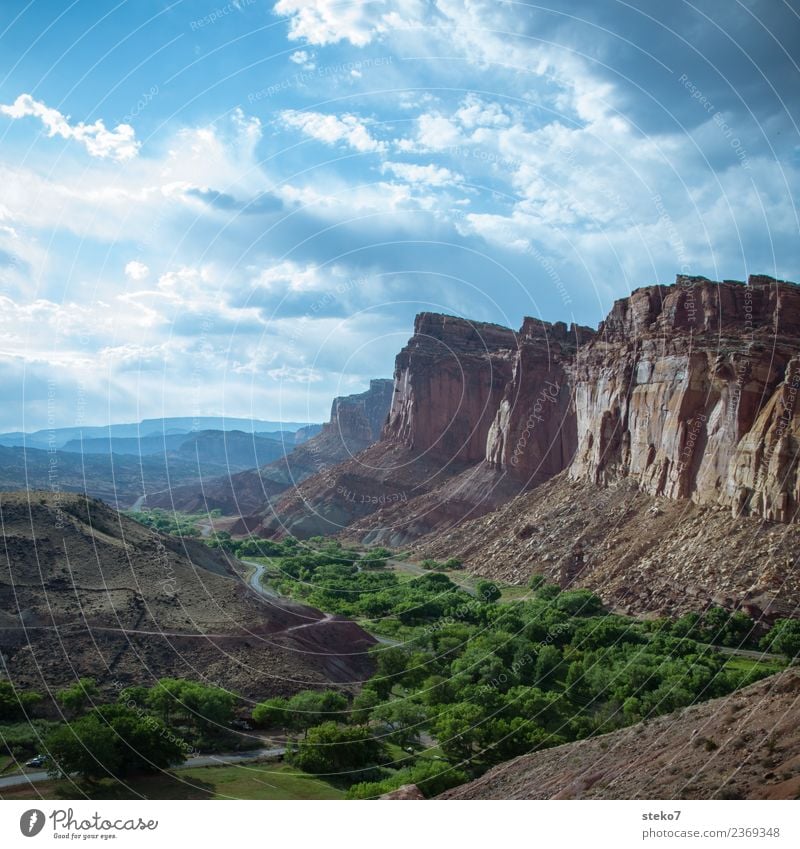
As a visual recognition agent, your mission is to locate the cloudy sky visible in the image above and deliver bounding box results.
[1,0,798,431]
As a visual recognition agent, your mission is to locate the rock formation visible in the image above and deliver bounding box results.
[255,275,800,547]
[568,275,800,522]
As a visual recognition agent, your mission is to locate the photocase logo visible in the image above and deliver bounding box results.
[19,809,45,837]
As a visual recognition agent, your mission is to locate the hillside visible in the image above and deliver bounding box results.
[440,668,800,800]
[408,473,800,619]
[0,492,375,700]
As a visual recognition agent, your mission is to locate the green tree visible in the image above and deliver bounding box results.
[288,722,384,774]
[286,690,348,735]
[252,697,289,728]
[534,645,562,685]
[0,682,42,721]
[476,580,501,603]
[147,679,235,732]
[351,687,382,724]
[46,704,185,781]
[372,700,426,748]
[762,619,800,660]
[57,678,99,717]
[431,703,486,761]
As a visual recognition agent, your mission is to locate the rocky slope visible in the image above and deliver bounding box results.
[440,668,800,800]
[0,492,375,699]
[148,379,392,517]
[411,472,800,619]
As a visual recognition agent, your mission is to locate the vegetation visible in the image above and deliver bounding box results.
[7,532,793,799]
[0,681,42,722]
[1,762,345,801]
[46,704,186,781]
[126,508,203,537]
[241,540,789,797]
[761,618,800,660]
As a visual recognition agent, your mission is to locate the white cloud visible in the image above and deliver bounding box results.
[454,94,512,130]
[400,113,464,152]
[253,259,331,293]
[0,94,139,161]
[124,260,150,281]
[381,161,461,187]
[273,0,425,46]
[267,365,323,383]
[279,109,386,152]
[289,49,315,68]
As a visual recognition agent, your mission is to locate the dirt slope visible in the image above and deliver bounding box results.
[0,492,375,700]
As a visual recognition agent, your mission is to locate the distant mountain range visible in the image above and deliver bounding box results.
[0,421,323,508]
[0,416,317,451]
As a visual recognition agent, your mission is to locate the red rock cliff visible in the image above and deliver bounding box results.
[485,319,594,482]
[568,275,800,522]
[383,313,518,463]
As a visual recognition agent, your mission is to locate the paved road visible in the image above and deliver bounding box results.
[0,746,286,791]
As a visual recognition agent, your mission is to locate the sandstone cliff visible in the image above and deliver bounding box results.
[568,275,800,522]
[250,275,800,550]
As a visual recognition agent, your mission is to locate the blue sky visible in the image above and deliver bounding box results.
[0,0,798,431]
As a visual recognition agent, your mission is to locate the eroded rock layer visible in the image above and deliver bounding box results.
[569,275,800,522]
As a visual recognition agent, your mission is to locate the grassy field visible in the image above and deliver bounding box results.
[723,655,784,680]
[0,762,344,801]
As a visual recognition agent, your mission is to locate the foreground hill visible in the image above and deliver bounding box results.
[440,668,800,799]
[0,492,375,699]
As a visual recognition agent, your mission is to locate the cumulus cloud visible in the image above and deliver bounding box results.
[124,260,150,281]
[0,94,139,161]
[274,0,425,46]
[279,109,386,152]
[289,49,315,68]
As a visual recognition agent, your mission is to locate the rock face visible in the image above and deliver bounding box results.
[327,378,394,456]
[485,318,594,483]
[384,313,518,463]
[250,275,800,548]
[569,275,800,522]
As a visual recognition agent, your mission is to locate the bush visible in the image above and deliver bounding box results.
[0,682,42,722]
[252,697,289,728]
[762,619,800,660]
[476,580,501,603]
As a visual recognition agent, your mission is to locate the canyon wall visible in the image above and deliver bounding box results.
[241,273,800,545]
[383,313,518,463]
[485,318,594,483]
[568,275,800,522]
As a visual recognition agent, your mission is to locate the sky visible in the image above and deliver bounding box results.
[0,0,798,431]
